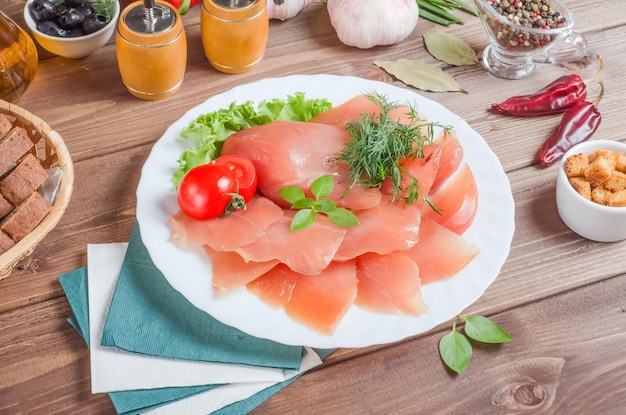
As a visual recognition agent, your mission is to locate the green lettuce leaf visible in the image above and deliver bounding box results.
[172,92,332,188]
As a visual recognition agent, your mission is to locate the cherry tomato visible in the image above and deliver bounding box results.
[212,155,258,202]
[177,164,238,220]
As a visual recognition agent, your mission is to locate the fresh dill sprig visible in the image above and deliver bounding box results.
[91,0,116,22]
[331,92,449,206]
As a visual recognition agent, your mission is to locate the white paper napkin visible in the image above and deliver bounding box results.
[144,348,322,415]
[87,243,300,393]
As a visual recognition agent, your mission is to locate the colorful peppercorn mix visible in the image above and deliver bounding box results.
[483,0,569,51]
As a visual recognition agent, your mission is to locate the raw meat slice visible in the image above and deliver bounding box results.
[236,212,347,275]
[220,120,381,210]
[246,261,358,335]
[405,216,480,284]
[308,95,381,128]
[425,162,478,235]
[204,247,279,292]
[309,94,428,131]
[169,196,284,251]
[430,130,464,193]
[334,195,421,262]
[355,252,427,315]
[380,144,442,206]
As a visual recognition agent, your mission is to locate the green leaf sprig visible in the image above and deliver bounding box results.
[331,92,449,205]
[279,175,360,232]
[91,0,116,22]
[439,314,513,374]
[417,0,478,26]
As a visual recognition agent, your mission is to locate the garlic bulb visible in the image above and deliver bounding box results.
[268,0,314,21]
[326,0,420,49]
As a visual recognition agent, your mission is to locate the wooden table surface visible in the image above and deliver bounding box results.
[1,0,625,413]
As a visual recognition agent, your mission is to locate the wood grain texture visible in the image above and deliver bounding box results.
[1,0,625,414]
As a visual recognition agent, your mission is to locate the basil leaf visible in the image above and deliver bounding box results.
[461,315,513,344]
[439,325,472,374]
[290,209,316,231]
[314,198,337,213]
[327,208,360,227]
[311,175,334,199]
[279,186,305,204]
[292,198,315,209]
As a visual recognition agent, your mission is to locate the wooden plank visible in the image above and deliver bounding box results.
[252,275,626,414]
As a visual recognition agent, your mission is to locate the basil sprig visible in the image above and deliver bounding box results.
[439,314,513,374]
[279,175,360,232]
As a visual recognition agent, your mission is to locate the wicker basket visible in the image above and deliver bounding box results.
[0,99,74,279]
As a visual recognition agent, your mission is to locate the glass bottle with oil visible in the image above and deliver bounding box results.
[0,10,38,103]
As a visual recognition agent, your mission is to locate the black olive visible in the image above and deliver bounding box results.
[82,13,107,34]
[37,20,68,37]
[78,4,95,18]
[55,4,69,17]
[65,0,84,7]
[56,8,85,29]
[68,27,86,37]
[29,0,57,22]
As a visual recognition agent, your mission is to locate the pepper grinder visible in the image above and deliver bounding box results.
[200,0,269,74]
[116,0,187,100]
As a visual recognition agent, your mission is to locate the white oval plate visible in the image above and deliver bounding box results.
[136,74,515,349]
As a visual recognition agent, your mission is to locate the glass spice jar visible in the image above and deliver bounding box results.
[0,10,38,103]
[200,0,269,74]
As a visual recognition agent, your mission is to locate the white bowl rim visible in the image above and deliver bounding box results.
[558,139,626,212]
[23,0,120,42]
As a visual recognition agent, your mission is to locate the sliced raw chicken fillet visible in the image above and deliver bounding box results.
[169,196,284,251]
[355,252,427,316]
[204,247,279,292]
[246,261,358,336]
[334,195,421,261]
[236,212,347,275]
[429,129,464,193]
[380,144,442,206]
[404,216,480,284]
[308,94,382,128]
[425,162,478,235]
[221,120,381,210]
[310,94,429,130]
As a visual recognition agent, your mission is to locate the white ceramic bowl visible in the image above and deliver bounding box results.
[23,0,120,59]
[556,139,626,242]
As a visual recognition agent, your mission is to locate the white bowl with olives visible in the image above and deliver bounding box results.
[24,0,119,59]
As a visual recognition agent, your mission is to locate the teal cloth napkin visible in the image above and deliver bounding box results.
[100,222,303,370]
[59,267,334,415]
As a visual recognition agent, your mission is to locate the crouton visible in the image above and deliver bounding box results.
[0,113,12,137]
[589,149,616,163]
[604,170,626,192]
[608,190,626,207]
[0,230,14,255]
[0,126,34,177]
[564,153,589,178]
[591,186,611,205]
[615,152,626,173]
[0,192,52,243]
[585,156,615,187]
[0,154,49,205]
[0,194,12,219]
[569,177,591,200]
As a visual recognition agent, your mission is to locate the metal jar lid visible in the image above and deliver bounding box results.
[212,0,258,9]
[124,1,176,34]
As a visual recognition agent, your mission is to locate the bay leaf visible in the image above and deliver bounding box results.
[375,59,467,93]
[423,31,479,66]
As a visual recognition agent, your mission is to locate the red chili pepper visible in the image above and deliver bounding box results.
[537,82,604,167]
[491,55,604,117]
